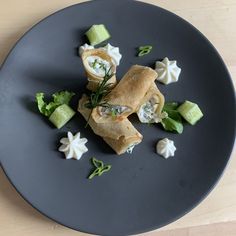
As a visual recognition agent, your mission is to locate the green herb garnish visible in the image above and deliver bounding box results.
[138,45,153,57]
[88,157,111,179]
[92,59,98,69]
[84,67,114,127]
[98,62,106,71]
[161,102,183,134]
[35,91,75,129]
[111,108,118,118]
[35,91,75,117]
[161,117,183,134]
[162,102,179,111]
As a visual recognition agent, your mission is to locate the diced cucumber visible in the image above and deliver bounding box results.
[49,104,75,129]
[161,117,183,134]
[177,101,203,125]
[85,24,111,46]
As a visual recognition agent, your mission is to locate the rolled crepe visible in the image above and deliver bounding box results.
[136,83,165,123]
[78,95,143,155]
[81,49,117,91]
[92,65,158,123]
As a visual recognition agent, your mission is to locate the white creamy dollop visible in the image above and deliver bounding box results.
[79,43,122,66]
[79,43,94,56]
[59,131,88,160]
[156,138,176,159]
[155,57,181,85]
[126,143,138,154]
[102,43,122,66]
[86,56,111,77]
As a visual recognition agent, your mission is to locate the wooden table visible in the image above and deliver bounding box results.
[0,1,235,235]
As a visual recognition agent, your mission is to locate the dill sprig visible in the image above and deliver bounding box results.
[92,59,98,69]
[84,66,114,127]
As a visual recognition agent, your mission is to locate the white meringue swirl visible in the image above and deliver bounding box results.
[155,57,181,85]
[156,138,176,159]
[59,131,88,160]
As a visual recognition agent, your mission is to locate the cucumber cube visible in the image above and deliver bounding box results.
[85,24,111,46]
[177,101,203,125]
[49,104,75,129]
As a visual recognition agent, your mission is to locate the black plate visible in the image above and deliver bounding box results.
[0,1,235,235]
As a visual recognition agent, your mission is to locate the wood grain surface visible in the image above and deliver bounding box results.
[0,0,235,235]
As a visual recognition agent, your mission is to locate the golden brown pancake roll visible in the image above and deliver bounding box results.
[92,65,158,123]
[78,95,143,155]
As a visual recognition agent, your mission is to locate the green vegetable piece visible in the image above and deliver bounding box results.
[163,102,179,112]
[49,104,75,129]
[88,168,101,179]
[100,165,111,174]
[85,24,111,46]
[52,91,75,105]
[92,157,104,169]
[88,157,111,179]
[161,117,183,134]
[35,91,75,117]
[165,109,182,122]
[161,101,183,133]
[35,93,45,113]
[138,45,152,57]
[177,100,203,125]
[35,93,52,117]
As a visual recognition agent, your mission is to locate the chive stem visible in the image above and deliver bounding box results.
[138,45,153,57]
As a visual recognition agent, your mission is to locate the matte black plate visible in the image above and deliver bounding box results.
[0,1,235,235]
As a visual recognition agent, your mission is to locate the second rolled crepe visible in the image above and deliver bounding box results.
[81,49,117,91]
[78,95,143,155]
[92,65,158,123]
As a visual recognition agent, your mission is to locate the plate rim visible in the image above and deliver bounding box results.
[0,0,236,235]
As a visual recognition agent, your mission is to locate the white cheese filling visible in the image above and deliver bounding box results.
[126,143,138,154]
[137,98,160,123]
[100,105,130,117]
[86,56,111,77]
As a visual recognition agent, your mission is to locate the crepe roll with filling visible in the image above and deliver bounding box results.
[78,95,143,155]
[92,65,158,123]
[136,83,165,123]
[81,49,117,91]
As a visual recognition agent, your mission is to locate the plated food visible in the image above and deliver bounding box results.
[78,95,143,155]
[76,24,202,158]
[1,1,234,235]
[34,23,204,175]
[91,65,161,123]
